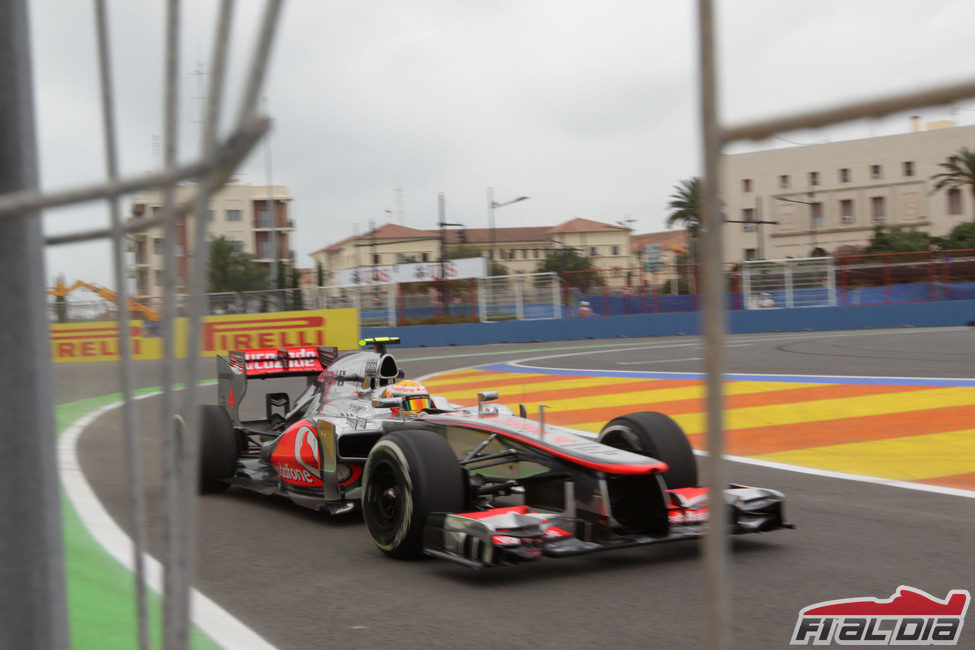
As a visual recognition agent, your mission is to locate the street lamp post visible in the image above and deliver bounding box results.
[487,187,529,265]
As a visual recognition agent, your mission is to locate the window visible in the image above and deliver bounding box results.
[810,202,823,228]
[903,161,915,177]
[840,199,854,224]
[533,249,540,258]
[258,209,272,228]
[421,252,429,262]
[871,196,886,222]
[839,168,850,183]
[870,164,882,180]
[742,178,752,193]
[744,248,757,261]
[779,174,790,189]
[372,253,380,265]
[742,207,756,232]
[521,249,528,259]
[809,171,819,186]
[154,270,163,287]
[174,243,184,256]
[948,188,962,215]
[226,209,242,222]
[590,246,598,256]
[611,245,620,256]
[230,240,244,253]
[153,238,163,255]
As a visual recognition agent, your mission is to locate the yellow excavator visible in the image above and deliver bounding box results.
[48,280,161,321]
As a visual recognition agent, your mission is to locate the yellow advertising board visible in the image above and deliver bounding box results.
[50,308,360,363]
[49,320,161,363]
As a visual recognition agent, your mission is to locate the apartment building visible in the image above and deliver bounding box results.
[723,121,975,262]
[129,183,293,298]
[310,217,634,282]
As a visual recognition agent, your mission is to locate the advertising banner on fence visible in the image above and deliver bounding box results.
[337,257,487,287]
[49,320,162,362]
[50,308,360,363]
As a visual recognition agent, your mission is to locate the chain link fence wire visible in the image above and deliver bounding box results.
[0,1,283,648]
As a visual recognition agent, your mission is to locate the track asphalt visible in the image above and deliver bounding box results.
[58,328,975,648]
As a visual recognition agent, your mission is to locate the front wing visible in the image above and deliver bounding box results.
[423,485,791,568]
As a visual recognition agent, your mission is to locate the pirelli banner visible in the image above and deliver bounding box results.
[49,309,360,363]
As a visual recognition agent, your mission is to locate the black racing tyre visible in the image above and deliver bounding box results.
[362,430,465,559]
[195,405,239,493]
[599,411,698,489]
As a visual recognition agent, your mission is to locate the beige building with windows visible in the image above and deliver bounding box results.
[129,183,293,298]
[723,121,975,262]
[310,217,635,283]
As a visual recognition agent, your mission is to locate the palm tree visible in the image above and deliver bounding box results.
[666,177,702,292]
[931,147,975,225]
[666,177,702,235]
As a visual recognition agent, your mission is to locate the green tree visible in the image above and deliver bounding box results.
[536,248,602,289]
[207,235,268,293]
[316,261,324,287]
[275,260,286,290]
[931,147,975,225]
[666,177,702,235]
[863,226,940,254]
[290,264,304,310]
[941,222,975,250]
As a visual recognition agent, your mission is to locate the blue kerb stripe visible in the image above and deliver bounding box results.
[475,362,975,387]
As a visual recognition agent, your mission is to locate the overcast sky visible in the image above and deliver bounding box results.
[28,0,975,287]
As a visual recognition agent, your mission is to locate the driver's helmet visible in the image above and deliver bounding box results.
[380,380,431,415]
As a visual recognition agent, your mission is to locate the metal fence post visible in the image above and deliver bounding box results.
[515,276,524,320]
[552,274,562,318]
[0,1,69,647]
[478,277,488,322]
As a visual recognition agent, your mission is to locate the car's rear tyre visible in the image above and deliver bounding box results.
[362,430,465,559]
[599,411,698,489]
[195,405,238,493]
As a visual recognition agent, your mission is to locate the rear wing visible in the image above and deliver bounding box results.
[217,346,339,424]
[226,346,339,378]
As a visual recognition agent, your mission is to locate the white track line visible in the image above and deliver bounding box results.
[58,392,278,650]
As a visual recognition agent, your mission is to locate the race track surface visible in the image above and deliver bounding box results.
[60,328,975,649]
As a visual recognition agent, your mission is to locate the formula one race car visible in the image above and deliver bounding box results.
[199,337,791,567]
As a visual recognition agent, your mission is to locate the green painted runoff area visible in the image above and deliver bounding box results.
[58,391,220,649]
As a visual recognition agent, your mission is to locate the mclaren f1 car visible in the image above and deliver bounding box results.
[198,337,791,567]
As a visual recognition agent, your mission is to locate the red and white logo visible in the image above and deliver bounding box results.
[791,585,970,645]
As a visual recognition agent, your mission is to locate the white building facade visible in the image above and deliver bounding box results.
[722,122,975,262]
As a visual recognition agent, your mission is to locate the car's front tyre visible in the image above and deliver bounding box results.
[599,411,698,489]
[362,430,465,559]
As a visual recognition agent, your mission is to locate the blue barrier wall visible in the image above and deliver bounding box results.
[362,299,975,347]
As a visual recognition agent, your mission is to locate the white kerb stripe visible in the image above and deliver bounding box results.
[58,392,278,650]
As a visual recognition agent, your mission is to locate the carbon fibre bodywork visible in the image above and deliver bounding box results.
[207,340,791,567]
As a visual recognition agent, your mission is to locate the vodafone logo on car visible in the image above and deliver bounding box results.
[270,424,322,486]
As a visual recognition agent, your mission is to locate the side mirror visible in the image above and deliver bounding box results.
[477,390,499,415]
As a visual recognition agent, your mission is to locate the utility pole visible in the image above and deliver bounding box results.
[438,192,463,312]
